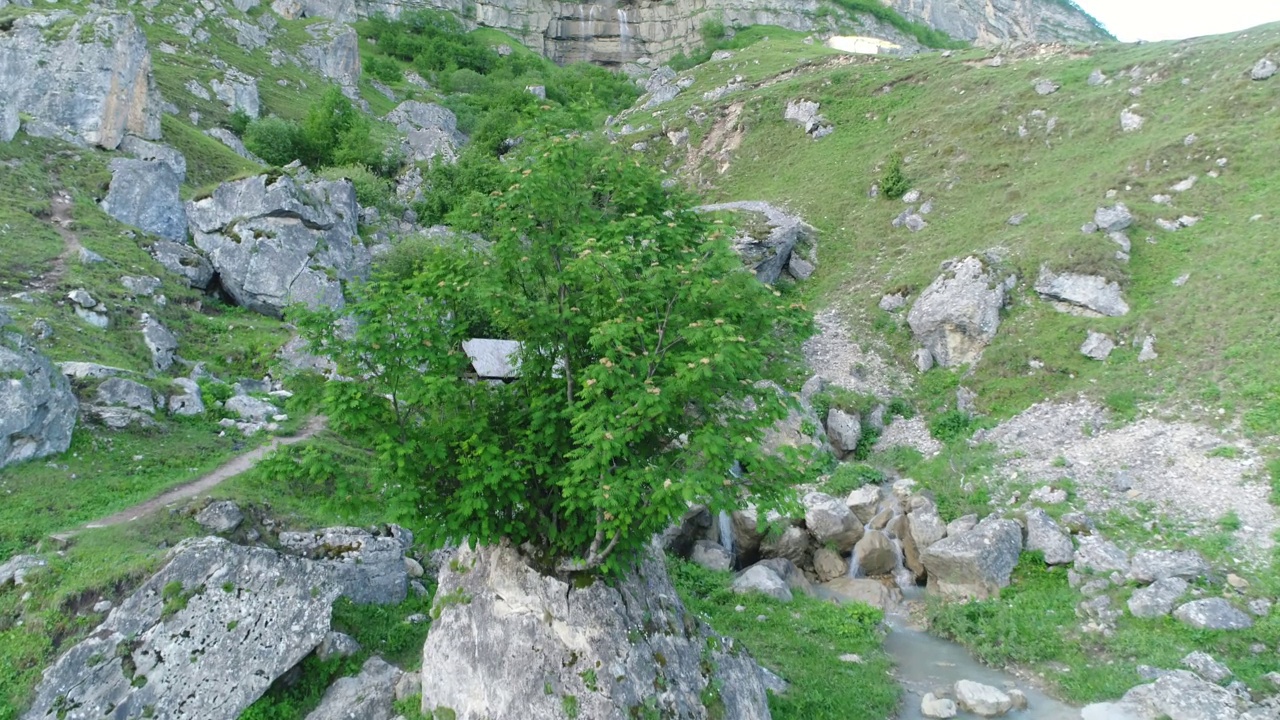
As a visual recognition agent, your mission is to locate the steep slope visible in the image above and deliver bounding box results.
[886,0,1111,44]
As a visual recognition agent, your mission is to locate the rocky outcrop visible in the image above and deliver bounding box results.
[0,11,162,149]
[907,256,1011,369]
[300,23,361,87]
[384,101,466,165]
[920,516,1022,599]
[0,326,77,468]
[101,160,187,243]
[22,537,341,720]
[420,543,771,720]
[305,656,401,720]
[277,525,413,605]
[187,174,370,317]
[885,0,1109,44]
[1034,267,1129,317]
[695,201,818,284]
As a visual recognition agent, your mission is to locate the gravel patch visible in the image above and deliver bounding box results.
[803,308,911,400]
[976,399,1275,564]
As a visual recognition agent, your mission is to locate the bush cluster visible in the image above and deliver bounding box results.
[241,88,401,177]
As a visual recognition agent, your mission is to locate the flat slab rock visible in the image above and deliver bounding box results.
[277,525,413,605]
[23,537,341,720]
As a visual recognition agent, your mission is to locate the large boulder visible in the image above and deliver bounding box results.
[826,408,862,459]
[803,491,864,553]
[1023,508,1074,565]
[851,529,898,576]
[732,564,794,602]
[0,12,162,149]
[385,101,466,165]
[0,328,77,468]
[694,201,818,284]
[277,525,413,605]
[419,543,772,720]
[907,256,1010,368]
[1118,670,1249,720]
[101,159,187,242]
[22,537,340,720]
[1128,549,1209,584]
[920,516,1023,600]
[1173,598,1253,631]
[902,505,947,580]
[1127,577,1188,618]
[1074,535,1130,575]
[305,656,402,720]
[300,23,361,87]
[1034,267,1129,317]
[151,240,215,289]
[188,174,370,317]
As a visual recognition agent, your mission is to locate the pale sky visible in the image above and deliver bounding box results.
[1073,0,1280,42]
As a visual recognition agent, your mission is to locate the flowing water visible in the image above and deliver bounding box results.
[617,9,631,58]
[717,510,735,560]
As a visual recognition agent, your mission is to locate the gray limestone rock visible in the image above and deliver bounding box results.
[59,361,129,381]
[1181,651,1232,683]
[1023,507,1074,565]
[1173,598,1253,630]
[188,174,367,317]
[195,500,244,533]
[205,127,264,163]
[317,631,362,661]
[141,313,178,372]
[1074,535,1129,575]
[902,506,947,580]
[277,525,412,605]
[121,276,162,297]
[1120,108,1145,132]
[852,529,898,576]
[1252,58,1277,81]
[95,377,159,413]
[102,159,187,242]
[1128,549,1209,584]
[907,256,1010,368]
[0,12,162,149]
[812,546,848,582]
[211,69,260,118]
[1121,670,1247,720]
[168,378,205,416]
[784,98,833,137]
[691,539,733,572]
[1034,78,1060,95]
[803,491,864,553]
[151,240,215,289]
[420,543,771,720]
[954,680,1013,717]
[1,101,18,143]
[825,408,862,459]
[0,554,47,586]
[760,525,813,568]
[119,136,187,181]
[921,693,958,719]
[306,656,401,720]
[1088,69,1108,86]
[385,101,466,164]
[22,537,340,720]
[733,564,794,602]
[845,485,882,524]
[300,23,361,87]
[1094,204,1134,233]
[694,201,818,284]
[1080,330,1115,360]
[1035,267,1129,317]
[1127,577,1188,618]
[0,331,77,468]
[921,516,1022,600]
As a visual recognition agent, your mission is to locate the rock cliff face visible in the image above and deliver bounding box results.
[0,11,162,149]
[293,0,1108,66]
[885,0,1109,44]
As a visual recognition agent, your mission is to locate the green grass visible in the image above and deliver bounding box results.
[928,553,1280,703]
[635,22,1280,442]
[669,559,898,719]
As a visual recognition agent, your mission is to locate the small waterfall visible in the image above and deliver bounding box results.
[717,511,735,558]
[847,552,864,578]
[891,539,915,590]
[617,8,631,59]
[578,4,588,40]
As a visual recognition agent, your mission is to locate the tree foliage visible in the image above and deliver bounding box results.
[243,88,401,176]
[297,139,811,573]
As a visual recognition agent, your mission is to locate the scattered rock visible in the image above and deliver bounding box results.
[1074,535,1129,575]
[954,680,1013,717]
[0,332,78,468]
[784,99,833,138]
[1181,651,1232,683]
[1023,508,1074,565]
[803,492,864,553]
[226,394,280,422]
[1173,598,1253,630]
[151,240,215,289]
[1121,670,1247,720]
[385,101,466,165]
[691,539,733,572]
[1120,107,1144,132]
[695,201,817,284]
[1128,549,1209,584]
[845,486,882,524]
[1127,577,1188,618]
[421,544,772,719]
[1080,331,1115,360]
[195,500,244,533]
[95,377,159,413]
[1033,78,1060,95]
[921,516,1022,600]
[1251,58,1277,81]
[0,554,47,586]
[316,630,361,661]
[902,506,947,579]
[1035,267,1129,317]
[921,693,958,719]
[305,656,401,720]
[1007,213,1028,226]
[1088,69,1107,86]
[1094,204,1134,233]
[815,577,896,611]
[1171,175,1198,193]
[1137,335,1158,362]
[825,409,862,459]
[907,256,1011,368]
[812,546,848,582]
[168,378,205,416]
[211,69,260,118]
[851,530,897,576]
[141,313,178,372]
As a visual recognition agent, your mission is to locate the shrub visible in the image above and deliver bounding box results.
[226,109,252,137]
[319,164,397,214]
[823,464,886,496]
[365,55,403,84]
[243,116,304,167]
[927,410,973,443]
[879,155,910,200]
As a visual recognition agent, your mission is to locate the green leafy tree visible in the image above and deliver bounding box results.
[297,138,811,573]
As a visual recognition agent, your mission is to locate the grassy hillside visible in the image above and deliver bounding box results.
[626,24,1280,440]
